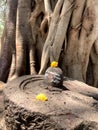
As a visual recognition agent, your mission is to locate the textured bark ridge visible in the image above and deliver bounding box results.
[3,75,98,130]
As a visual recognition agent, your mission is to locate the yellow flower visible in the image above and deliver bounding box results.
[51,61,58,67]
[36,93,48,101]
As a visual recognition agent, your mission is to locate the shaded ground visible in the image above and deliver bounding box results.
[0,82,4,118]
[0,82,5,129]
[0,92,4,121]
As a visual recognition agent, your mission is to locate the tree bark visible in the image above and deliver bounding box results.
[12,0,36,79]
[61,0,98,82]
[0,25,6,57]
[0,0,17,82]
[91,39,98,87]
[0,0,98,87]
[39,0,98,87]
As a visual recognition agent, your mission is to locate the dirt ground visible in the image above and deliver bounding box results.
[0,93,4,120]
[0,82,5,124]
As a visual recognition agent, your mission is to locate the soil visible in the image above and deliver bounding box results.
[0,82,5,129]
[0,92,4,121]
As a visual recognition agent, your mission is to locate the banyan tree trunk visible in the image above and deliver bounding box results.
[0,0,17,82]
[39,0,98,87]
[0,0,98,87]
[15,0,36,77]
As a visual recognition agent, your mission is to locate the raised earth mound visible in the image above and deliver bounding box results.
[2,75,98,130]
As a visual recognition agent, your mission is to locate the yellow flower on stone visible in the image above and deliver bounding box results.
[51,61,58,67]
[36,93,48,101]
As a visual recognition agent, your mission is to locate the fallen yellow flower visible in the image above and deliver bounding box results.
[36,93,48,101]
[51,61,58,67]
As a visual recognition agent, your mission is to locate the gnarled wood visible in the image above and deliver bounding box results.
[15,0,36,78]
[39,0,66,74]
[39,0,98,87]
[91,40,98,87]
[0,0,17,82]
[0,0,98,87]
